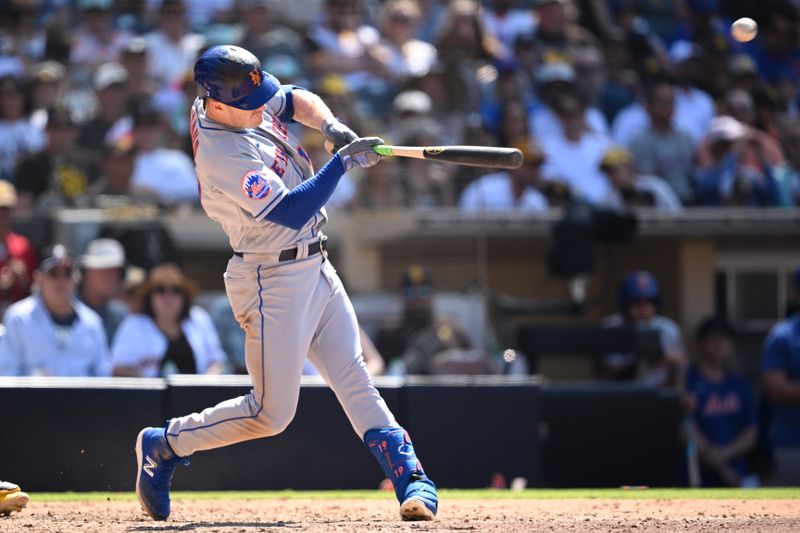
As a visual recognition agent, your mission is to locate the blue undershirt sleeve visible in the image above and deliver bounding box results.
[264,154,346,229]
[278,85,307,124]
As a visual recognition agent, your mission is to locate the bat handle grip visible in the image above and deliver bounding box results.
[373,145,393,156]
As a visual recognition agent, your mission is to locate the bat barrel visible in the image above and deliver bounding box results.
[422,146,524,169]
[374,145,524,169]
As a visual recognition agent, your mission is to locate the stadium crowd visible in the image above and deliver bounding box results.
[0,0,799,488]
[0,0,798,211]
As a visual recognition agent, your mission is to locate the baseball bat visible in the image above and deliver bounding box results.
[373,145,524,169]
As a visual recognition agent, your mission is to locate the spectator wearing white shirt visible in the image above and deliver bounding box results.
[541,91,612,204]
[460,137,548,212]
[145,0,205,90]
[529,62,609,141]
[112,263,226,377]
[378,0,438,82]
[130,104,198,204]
[0,246,111,377]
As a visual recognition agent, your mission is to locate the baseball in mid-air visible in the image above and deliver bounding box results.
[731,17,758,42]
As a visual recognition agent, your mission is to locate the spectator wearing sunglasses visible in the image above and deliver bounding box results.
[111,263,226,377]
[0,245,110,376]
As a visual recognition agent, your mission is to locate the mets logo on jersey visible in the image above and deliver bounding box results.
[242,171,271,200]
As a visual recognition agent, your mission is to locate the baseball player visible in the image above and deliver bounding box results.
[134,45,437,522]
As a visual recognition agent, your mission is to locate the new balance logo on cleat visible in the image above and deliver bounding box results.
[143,455,157,478]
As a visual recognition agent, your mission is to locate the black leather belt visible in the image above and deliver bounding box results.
[234,236,327,262]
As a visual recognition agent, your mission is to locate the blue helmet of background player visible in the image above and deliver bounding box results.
[618,270,661,317]
[194,45,280,110]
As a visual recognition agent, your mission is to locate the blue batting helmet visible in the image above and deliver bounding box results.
[194,45,279,110]
[618,271,661,314]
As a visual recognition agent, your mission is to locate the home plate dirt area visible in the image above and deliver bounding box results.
[6,496,800,532]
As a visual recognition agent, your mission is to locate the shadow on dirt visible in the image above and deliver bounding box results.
[127,520,302,531]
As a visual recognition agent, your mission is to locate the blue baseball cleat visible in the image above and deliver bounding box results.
[135,427,188,521]
[365,427,438,521]
[399,471,438,521]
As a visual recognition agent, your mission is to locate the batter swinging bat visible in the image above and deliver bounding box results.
[373,145,524,169]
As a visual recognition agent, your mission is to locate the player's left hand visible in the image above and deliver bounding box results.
[322,117,358,154]
[339,137,383,170]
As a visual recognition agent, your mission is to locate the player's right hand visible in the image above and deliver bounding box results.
[339,137,383,170]
[322,117,358,153]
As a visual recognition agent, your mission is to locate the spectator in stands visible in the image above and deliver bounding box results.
[129,104,199,205]
[387,89,444,147]
[540,91,612,204]
[629,78,695,204]
[627,0,685,44]
[120,37,158,107]
[773,119,800,206]
[747,2,800,87]
[28,61,67,129]
[599,271,687,387]
[111,263,226,377]
[70,0,132,73]
[378,0,438,83]
[0,75,45,182]
[0,2,46,67]
[613,67,712,149]
[697,89,785,170]
[728,54,760,95]
[761,268,800,486]
[667,41,715,144]
[599,146,682,212]
[434,0,502,121]
[459,137,548,212]
[239,0,306,64]
[75,62,131,180]
[0,245,110,377]
[307,0,391,110]
[496,99,530,148]
[482,0,535,60]
[14,108,88,212]
[530,62,609,140]
[686,316,758,487]
[0,181,36,319]
[80,140,153,207]
[376,265,479,374]
[531,0,597,64]
[144,0,204,90]
[695,116,781,207]
[78,238,129,345]
[573,46,616,130]
[512,32,541,95]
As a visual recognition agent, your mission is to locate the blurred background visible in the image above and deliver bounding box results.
[0,0,799,491]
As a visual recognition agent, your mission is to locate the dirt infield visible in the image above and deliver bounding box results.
[5,497,800,532]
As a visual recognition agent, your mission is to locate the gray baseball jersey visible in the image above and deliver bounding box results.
[190,95,327,254]
[165,91,396,457]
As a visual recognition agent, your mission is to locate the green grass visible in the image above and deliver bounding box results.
[31,487,800,502]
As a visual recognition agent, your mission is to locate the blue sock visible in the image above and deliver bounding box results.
[364,427,438,515]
